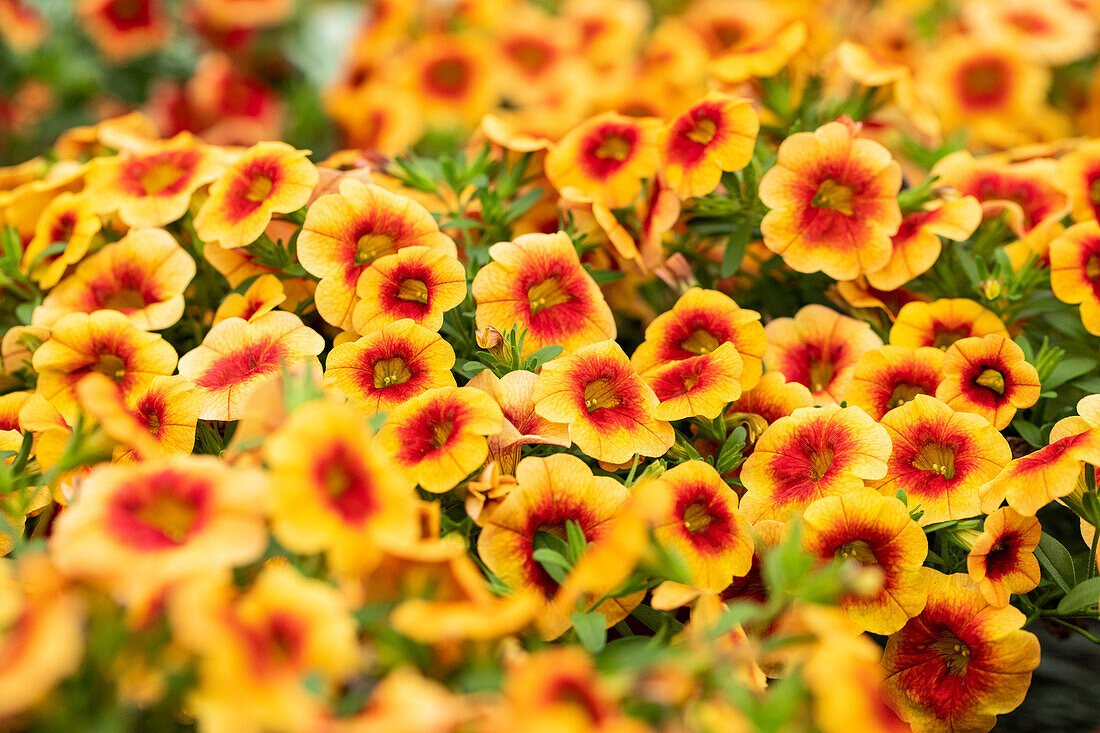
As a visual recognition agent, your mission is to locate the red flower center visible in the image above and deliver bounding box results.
[312,441,380,524]
[956,57,1010,110]
[913,442,956,480]
[108,471,210,550]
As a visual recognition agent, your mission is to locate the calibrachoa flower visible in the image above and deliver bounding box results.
[76,373,199,463]
[935,334,1041,431]
[211,273,285,325]
[544,111,663,208]
[802,490,928,635]
[967,507,1041,608]
[32,227,196,330]
[889,298,1008,350]
[661,92,759,199]
[169,563,358,733]
[533,340,674,465]
[472,231,616,358]
[378,386,503,494]
[844,345,944,421]
[32,309,178,423]
[631,287,765,391]
[77,0,168,62]
[740,405,891,523]
[725,370,814,427]
[49,457,268,609]
[466,369,571,474]
[882,569,1040,733]
[84,133,224,228]
[264,401,418,577]
[194,141,318,250]
[298,178,457,331]
[875,396,1011,526]
[637,460,753,593]
[1050,221,1100,336]
[645,341,744,421]
[323,318,456,415]
[763,304,883,404]
[1058,139,1100,223]
[20,191,100,290]
[759,119,902,280]
[352,246,467,333]
[478,453,638,639]
[709,19,808,82]
[177,311,324,421]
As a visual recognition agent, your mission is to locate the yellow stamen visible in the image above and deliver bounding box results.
[583,378,620,412]
[811,179,855,216]
[685,118,717,145]
[975,368,1005,394]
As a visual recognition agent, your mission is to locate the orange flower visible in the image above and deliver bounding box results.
[889,298,1007,350]
[298,179,457,331]
[631,287,765,392]
[169,564,358,733]
[759,119,902,280]
[1050,221,1100,336]
[212,273,285,325]
[845,345,944,421]
[328,84,425,156]
[725,370,814,427]
[400,33,498,128]
[352,246,467,333]
[0,0,47,53]
[177,312,324,421]
[0,555,85,719]
[763,304,883,404]
[709,20,808,83]
[466,369,571,474]
[192,0,294,29]
[930,151,1070,239]
[544,112,663,208]
[967,507,1041,608]
[740,405,891,523]
[1057,140,1100,223]
[77,0,169,62]
[533,340,674,464]
[477,453,638,639]
[264,401,418,577]
[21,191,100,290]
[378,386,503,494]
[802,490,928,634]
[49,457,267,608]
[323,318,456,415]
[963,0,1097,66]
[661,92,758,199]
[32,310,178,423]
[865,196,983,292]
[645,342,744,421]
[84,133,224,228]
[472,231,616,358]
[978,427,1100,516]
[32,228,195,330]
[76,373,199,463]
[935,335,1040,431]
[875,396,1011,526]
[194,141,318,250]
[882,569,1040,733]
[637,460,753,592]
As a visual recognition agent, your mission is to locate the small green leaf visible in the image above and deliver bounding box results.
[1012,418,1043,448]
[720,223,751,279]
[587,269,625,285]
[532,548,570,584]
[565,519,588,563]
[1056,576,1100,614]
[1036,533,1076,592]
[572,611,607,653]
[525,345,563,369]
[715,426,747,475]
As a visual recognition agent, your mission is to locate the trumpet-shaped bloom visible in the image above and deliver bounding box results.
[466,369,571,474]
[21,191,100,290]
[1058,139,1100,223]
[725,371,814,426]
[646,341,744,421]
[764,304,883,404]
[76,373,198,463]
[661,92,758,199]
[759,119,902,280]
[709,20,808,82]
[802,490,928,634]
[400,33,497,128]
[49,457,267,608]
[212,273,285,325]
[323,318,456,415]
[378,386,503,493]
[533,340,674,464]
[194,141,318,250]
[882,569,1040,733]
[875,396,1010,527]
[264,401,418,577]
[845,346,944,420]
[472,231,616,358]
[967,507,1041,608]
[978,428,1100,515]
[77,0,168,62]
[32,310,178,423]
[32,227,195,330]
[890,299,1008,350]
[353,246,467,333]
[544,112,663,208]
[1050,221,1100,336]
[935,335,1040,431]
[298,179,456,331]
[638,460,753,592]
[632,287,765,391]
[866,197,983,292]
[740,405,891,522]
[177,312,324,421]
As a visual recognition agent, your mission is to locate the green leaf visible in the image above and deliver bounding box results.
[503,188,544,224]
[525,345,563,369]
[587,269,625,285]
[720,223,751,279]
[715,426,747,475]
[1012,418,1043,448]
[1044,356,1098,391]
[571,611,607,653]
[1056,576,1100,614]
[1036,533,1076,593]
[532,548,570,584]
[565,519,588,563]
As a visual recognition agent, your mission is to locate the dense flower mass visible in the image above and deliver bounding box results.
[2,1,1100,732]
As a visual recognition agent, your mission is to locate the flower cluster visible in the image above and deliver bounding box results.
[1,1,1100,732]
